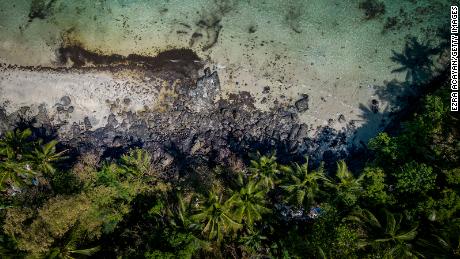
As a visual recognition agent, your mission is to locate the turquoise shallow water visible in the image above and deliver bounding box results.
[0,0,454,142]
[0,0,449,63]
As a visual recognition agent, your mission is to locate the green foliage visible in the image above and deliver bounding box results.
[307,204,341,257]
[368,132,399,163]
[1,145,152,257]
[0,128,32,159]
[444,168,460,186]
[333,223,360,258]
[0,129,66,191]
[120,148,152,176]
[249,153,280,189]
[237,230,268,257]
[46,228,100,259]
[360,167,391,205]
[345,209,420,258]
[191,191,241,241]
[26,139,67,175]
[145,230,207,259]
[394,161,436,194]
[333,160,362,207]
[280,158,330,208]
[0,129,35,190]
[417,218,460,258]
[421,189,460,223]
[226,180,270,227]
[0,84,457,258]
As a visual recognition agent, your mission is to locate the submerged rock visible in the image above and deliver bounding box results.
[295,94,309,112]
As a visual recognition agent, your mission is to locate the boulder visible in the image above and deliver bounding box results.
[295,94,309,112]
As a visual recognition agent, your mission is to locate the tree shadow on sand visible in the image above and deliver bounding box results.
[353,31,450,162]
[370,33,449,132]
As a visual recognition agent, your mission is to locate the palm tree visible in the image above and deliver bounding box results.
[226,180,271,227]
[345,209,420,258]
[47,237,99,259]
[47,245,100,259]
[238,229,268,257]
[27,140,67,175]
[0,128,32,159]
[192,191,242,241]
[120,148,152,176]
[0,159,33,190]
[165,193,211,255]
[280,159,331,208]
[46,225,100,259]
[333,160,363,206]
[168,193,200,231]
[0,129,35,190]
[248,153,280,189]
[417,218,460,258]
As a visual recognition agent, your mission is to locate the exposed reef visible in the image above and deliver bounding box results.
[56,44,204,78]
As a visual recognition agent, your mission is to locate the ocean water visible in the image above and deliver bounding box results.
[0,0,452,142]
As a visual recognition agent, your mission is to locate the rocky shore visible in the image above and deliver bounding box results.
[0,53,354,175]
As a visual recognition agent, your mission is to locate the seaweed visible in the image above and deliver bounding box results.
[189,0,238,51]
[284,0,305,33]
[383,16,399,31]
[358,0,385,20]
[28,0,58,22]
[213,0,237,16]
[248,24,258,34]
[172,0,238,51]
[193,13,222,51]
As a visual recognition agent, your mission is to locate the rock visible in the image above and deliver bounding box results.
[160,153,174,168]
[297,124,308,139]
[204,67,211,76]
[60,96,71,106]
[112,136,123,147]
[289,125,300,140]
[71,122,80,135]
[106,114,119,128]
[188,68,220,111]
[295,94,309,112]
[0,77,358,177]
[262,86,270,94]
[370,99,379,113]
[84,116,92,129]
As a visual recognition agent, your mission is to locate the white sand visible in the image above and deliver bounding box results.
[0,67,160,133]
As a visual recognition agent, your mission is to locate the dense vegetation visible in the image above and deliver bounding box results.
[0,84,459,258]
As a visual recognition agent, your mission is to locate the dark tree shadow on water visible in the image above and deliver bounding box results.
[390,37,441,86]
